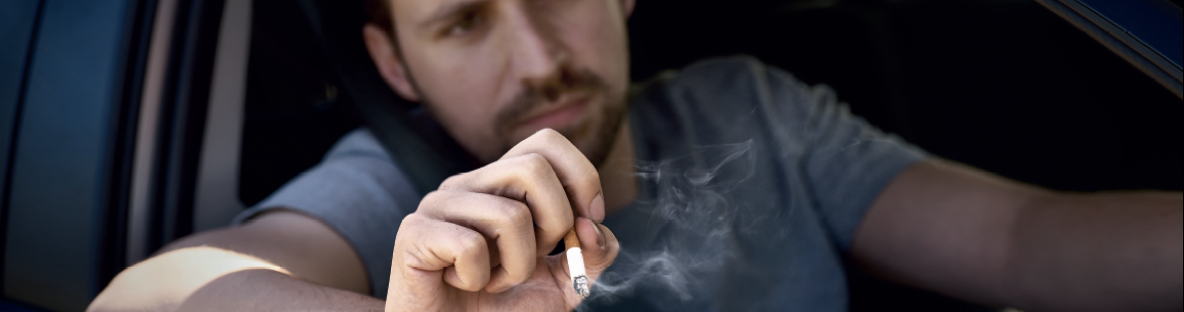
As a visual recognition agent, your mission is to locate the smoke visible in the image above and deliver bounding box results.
[580,139,775,309]
[576,129,897,309]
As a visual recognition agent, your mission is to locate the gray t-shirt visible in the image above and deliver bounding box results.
[234,56,926,311]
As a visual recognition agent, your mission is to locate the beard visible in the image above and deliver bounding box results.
[490,66,628,167]
[407,62,628,167]
[563,95,626,168]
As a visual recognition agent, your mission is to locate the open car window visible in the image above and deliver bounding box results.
[0,0,1180,311]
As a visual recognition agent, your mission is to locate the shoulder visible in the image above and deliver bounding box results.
[237,128,419,223]
[638,55,824,115]
[322,128,392,163]
[654,55,775,99]
[631,56,829,143]
[314,128,416,201]
[664,55,804,95]
[675,55,770,83]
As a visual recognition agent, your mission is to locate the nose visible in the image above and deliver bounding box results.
[505,6,568,93]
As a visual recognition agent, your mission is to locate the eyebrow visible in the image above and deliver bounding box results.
[417,0,488,30]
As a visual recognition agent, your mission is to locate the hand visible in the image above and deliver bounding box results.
[386,129,620,312]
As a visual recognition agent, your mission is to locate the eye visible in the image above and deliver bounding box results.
[446,11,483,36]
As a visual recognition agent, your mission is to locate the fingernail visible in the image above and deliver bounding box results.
[593,222,605,247]
[590,193,605,223]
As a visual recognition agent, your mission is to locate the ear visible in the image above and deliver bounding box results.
[619,0,636,18]
[363,23,421,102]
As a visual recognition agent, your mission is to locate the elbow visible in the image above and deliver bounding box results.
[87,261,169,312]
[87,246,291,312]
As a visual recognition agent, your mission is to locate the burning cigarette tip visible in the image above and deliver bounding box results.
[564,228,589,299]
[573,275,589,298]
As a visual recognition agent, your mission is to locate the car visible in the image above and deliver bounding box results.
[0,0,1179,311]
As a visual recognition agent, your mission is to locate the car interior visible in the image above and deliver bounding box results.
[0,0,1180,311]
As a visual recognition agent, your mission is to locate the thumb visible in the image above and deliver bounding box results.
[563,218,619,294]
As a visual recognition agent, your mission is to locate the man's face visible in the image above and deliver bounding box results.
[371,0,635,165]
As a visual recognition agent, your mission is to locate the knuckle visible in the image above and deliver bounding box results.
[455,230,487,256]
[398,213,424,228]
[526,128,567,149]
[517,153,550,173]
[509,154,556,184]
[533,128,563,141]
[523,153,554,179]
[395,214,434,242]
[491,200,533,226]
[544,132,572,149]
[438,174,464,190]
[396,214,428,236]
[580,168,601,187]
[394,220,415,246]
[417,190,450,211]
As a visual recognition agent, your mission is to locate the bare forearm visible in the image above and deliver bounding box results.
[172,269,383,312]
[1006,191,1183,312]
[855,161,1182,311]
[88,247,384,312]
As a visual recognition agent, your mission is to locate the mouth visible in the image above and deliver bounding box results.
[516,95,591,130]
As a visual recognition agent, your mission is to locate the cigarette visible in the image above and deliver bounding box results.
[564,228,589,298]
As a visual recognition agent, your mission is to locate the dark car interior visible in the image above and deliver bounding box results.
[1,0,1180,311]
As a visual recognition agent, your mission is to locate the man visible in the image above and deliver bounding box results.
[89,0,1182,311]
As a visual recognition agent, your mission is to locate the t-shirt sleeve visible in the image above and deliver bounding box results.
[231,129,419,297]
[748,57,928,251]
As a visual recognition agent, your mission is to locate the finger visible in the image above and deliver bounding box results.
[439,153,575,256]
[394,215,490,292]
[502,129,606,223]
[573,217,618,275]
[418,190,540,293]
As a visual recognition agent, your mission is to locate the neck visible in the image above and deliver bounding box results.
[597,117,637,216]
